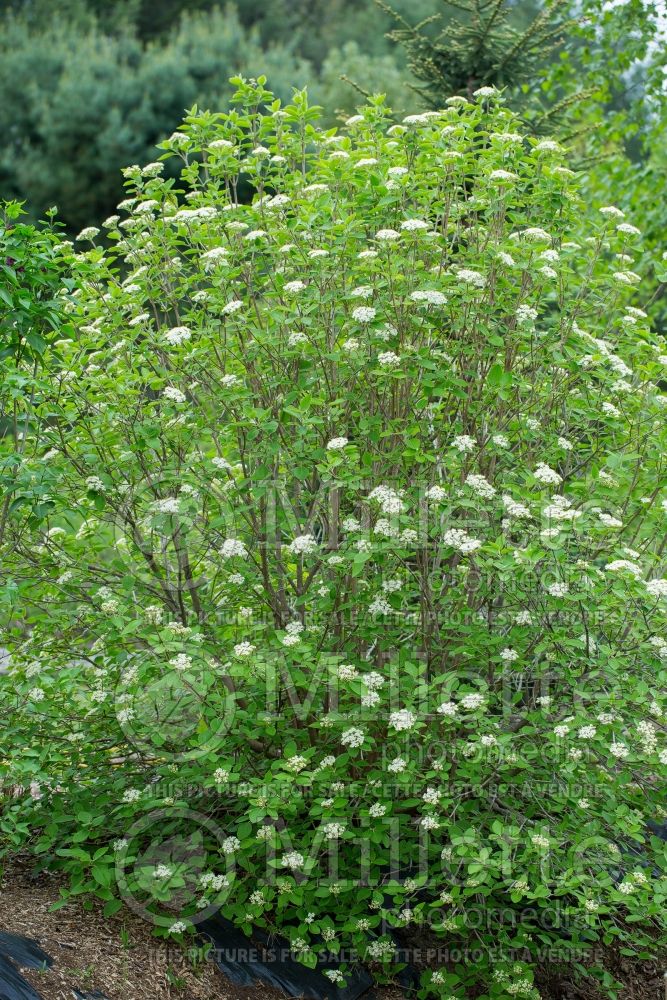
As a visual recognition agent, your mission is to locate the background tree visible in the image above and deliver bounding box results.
[378,0,578,113]
[0,1,424,230]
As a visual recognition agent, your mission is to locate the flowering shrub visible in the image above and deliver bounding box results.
[1,78,666,997]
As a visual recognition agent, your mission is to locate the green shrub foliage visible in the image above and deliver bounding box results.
[1,79,666,996]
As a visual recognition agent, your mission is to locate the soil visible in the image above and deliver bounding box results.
[0,856,663,1000]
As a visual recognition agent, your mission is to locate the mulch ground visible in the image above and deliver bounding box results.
[0,856,663,1000]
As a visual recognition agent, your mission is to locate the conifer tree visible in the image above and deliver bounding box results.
[378,0,586,129]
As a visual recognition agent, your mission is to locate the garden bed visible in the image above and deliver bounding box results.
[0,858,663,1000]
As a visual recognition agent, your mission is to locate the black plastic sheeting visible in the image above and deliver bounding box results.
[0,932,51,1000]
[647,819,667,841]
[0,955,43,1000]
[199,913,377,999]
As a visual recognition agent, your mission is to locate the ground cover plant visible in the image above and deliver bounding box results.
[0,78,666,998]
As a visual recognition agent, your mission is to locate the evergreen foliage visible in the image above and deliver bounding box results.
[379,0,579,114]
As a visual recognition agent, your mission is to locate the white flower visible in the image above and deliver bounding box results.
[390,710,417,731]
[351,285,373,299]
[326,436,349,451]
[28,687,45,702]
[369,596,392,615]
[443,528,481,554]
[128,313,150,328]
[578,725,597,739]
[76,227,100,241]
[547,582,569,598]
[281,851,304,870]
[289,534,318,555]
[461,693,485,710]
[164,326,191,346]
[612,270,641,285]
[489,169,518,182]
[352,306,376,323]
[285,755,308,772]
[516,305,538,325]
[599,205,625,218]
[388,757,406,772]
[134,199,157,214]
[169,653,192,672]
[534,463,561,485]
[451,434,476,453]
[646,579,667,599]
[598,513,623,529]
[220,539,247,559]
[323,822,346,838]
[377,351,400,367]
[375,228,400,241]
[554,725,570,737]
[465,474,496,498]
[222,300,244,315]
[400,219,429,231]
[456,268,486,286]
[284,280,306,294]
[341,727,365,748]
[616,222,641,236]
[437,701,458,717]
[233,642,255,658]
[473,86,497,97]
[168,920,188,934]
[512,227,551,242]
[410,289,447,306]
